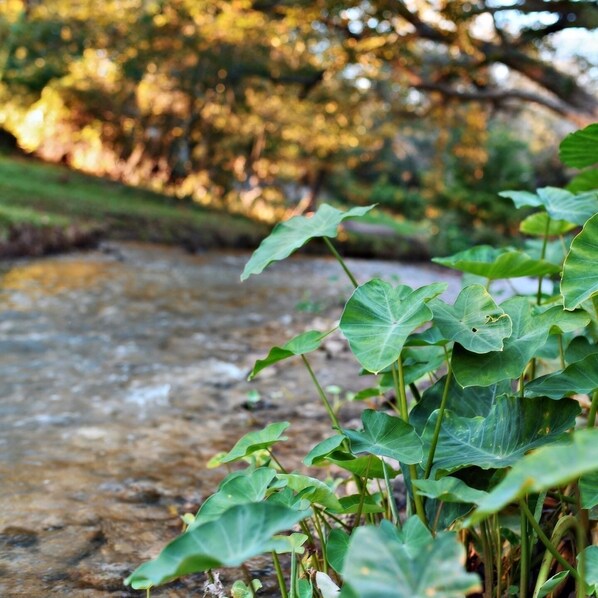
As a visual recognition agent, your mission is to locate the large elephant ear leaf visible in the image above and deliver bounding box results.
[340,279,446,373]
[524,353,598,399]
[561,213,598,310]
[430,284,512,353]
[125,503,311,589]
[423,396,579,476]
[559,123,598,168]
[340,522,481,598]
[241,204,375,280]
[467,428,598,525]
[432,245,559,279]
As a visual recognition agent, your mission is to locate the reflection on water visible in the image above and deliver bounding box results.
[0,242,459,596]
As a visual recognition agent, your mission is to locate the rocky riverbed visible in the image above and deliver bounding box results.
[0,243,462,596]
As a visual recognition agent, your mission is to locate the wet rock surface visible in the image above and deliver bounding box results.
[0,242,461,596]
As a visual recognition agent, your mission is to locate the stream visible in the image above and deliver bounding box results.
[0,242,462,596]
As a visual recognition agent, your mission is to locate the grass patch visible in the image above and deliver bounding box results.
[0,155,266,250]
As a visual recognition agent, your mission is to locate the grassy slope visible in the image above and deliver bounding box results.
[0,155,266,251]
[0,154,432,260]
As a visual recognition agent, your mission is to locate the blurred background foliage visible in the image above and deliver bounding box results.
[0,0,596,255]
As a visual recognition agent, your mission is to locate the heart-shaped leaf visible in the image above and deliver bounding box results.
[580,472,598,510]
[343,409,423,465]
[191,468,277,528]
[452,298,580,387]
[519,212,576,236]
[125,503,311,589]
[525,353,598,399]
[502,187,598,226]
[327,528,351,573]
[340,279,446,373]
[249,329,332,379]
[303,435,394,478]
[432,246,559,279]
[422,396,579,476]
[579,545,598,595]
[413,477,488,505]
[559,123,598,168]
[241,204,375,280]
[340,522,481,597]
[561,213,598,310]
[430,285,512,353]
[467,428,598,524]
[277,473,342,511]
[215,422,289,465]
[567,168,598,193]
[409,376,509,434]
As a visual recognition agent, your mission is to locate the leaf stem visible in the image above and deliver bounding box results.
[480,520,494,598]
[272,552,289,598]
[392,358,427,526]
[352,456,372,530]
[323,237,358,288]
[588,390,598,428]
[424,356,452,479]
[301,355,341,430]
[383,460,400,526]
[520,503,529,598]
[536,215,551,306]
[519,500,580,581]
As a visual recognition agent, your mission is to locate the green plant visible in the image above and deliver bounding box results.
[125,124,598,597]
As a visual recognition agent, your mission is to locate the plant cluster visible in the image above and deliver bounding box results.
[125,124,598,598]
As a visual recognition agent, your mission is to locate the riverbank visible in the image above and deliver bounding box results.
[0,154,431,260]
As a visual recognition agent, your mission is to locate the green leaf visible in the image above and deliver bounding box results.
[536,571,569,598]
[410,376,508,434]
[579,545,598,595]
[325,451,398,479]
[432,246,559,280]
[124,503,310,589]
[299,578,315,598]
[241,204,375,280]
[524,236,571,266]
[501,187,598,225]
[525,353,598,399]
[277,473,342,511]
[565,337,598,364]
[561,213,598,310]
[467,428,598,524]
[231,579,263,598]
[343,409,423,465]
[452,299,573,387]
[559,123,598,168]
[340,279,446,373]
[520,212,576,236]
[249,329,332,379]
[303,435,345,465]
[423,396,579,476]
[337,493,385,514]
[271,532,308,554]
[327,528,350,573]
[430,285,512,353]
[499,190,543,209]
[567,168,598,193]
[413,477,488,505]
[215,422,289,465]
[580,471,598,510]
[340,524,481,598]
[191,467,277,528]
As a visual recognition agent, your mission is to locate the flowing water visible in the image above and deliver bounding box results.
[0,243,462,597]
